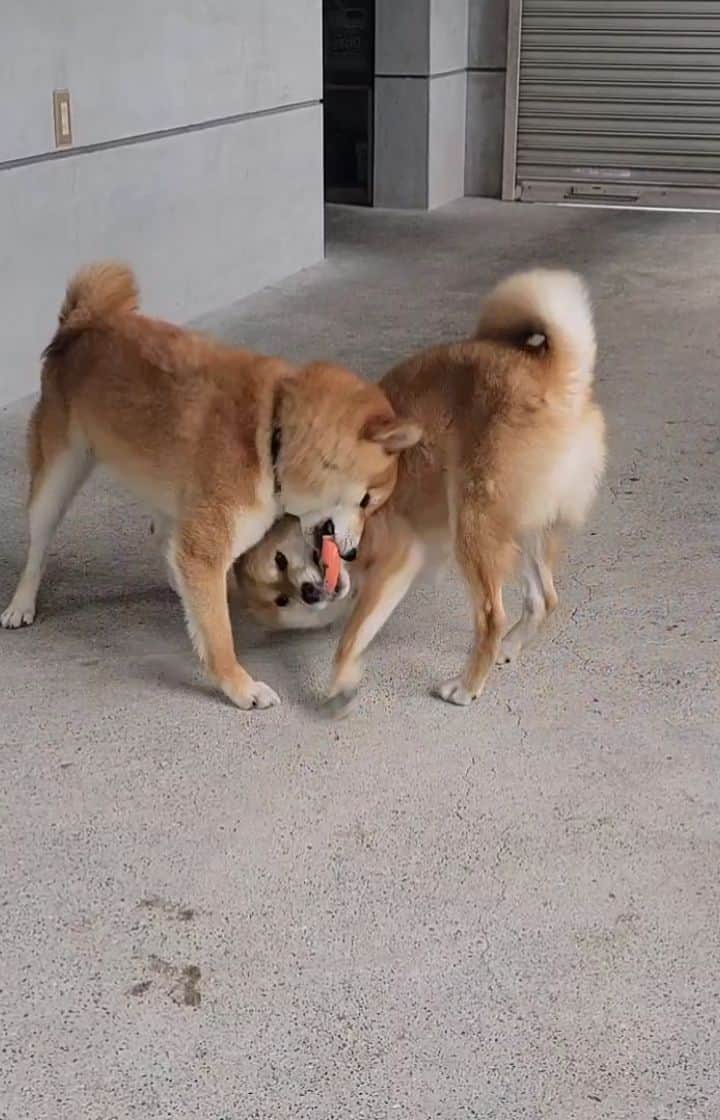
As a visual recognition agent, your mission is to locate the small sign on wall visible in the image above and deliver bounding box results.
[52,89,73,147]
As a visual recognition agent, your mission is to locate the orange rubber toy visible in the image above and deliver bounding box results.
[321,536,341,594]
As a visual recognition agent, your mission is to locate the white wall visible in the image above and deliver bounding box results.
[0,1,324,406]
[2,1,321,162]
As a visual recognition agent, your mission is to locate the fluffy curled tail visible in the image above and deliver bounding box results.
[43,261,139,358]
[475,269,596,388]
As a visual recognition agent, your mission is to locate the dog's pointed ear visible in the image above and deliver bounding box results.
[362,415,422,452]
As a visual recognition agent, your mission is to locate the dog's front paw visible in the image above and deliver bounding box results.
[222,677,281,711]
[324,687,359,719]
[1,595,37,629]
[435,676,475,707]
[498,623,527,664]
[498,638,520,665]
[325,661,362,719]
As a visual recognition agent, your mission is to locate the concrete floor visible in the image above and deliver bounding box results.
[1,200,718,1120]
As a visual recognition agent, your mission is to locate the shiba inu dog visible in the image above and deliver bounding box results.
[233,269,606,715]
[2,262,420,710]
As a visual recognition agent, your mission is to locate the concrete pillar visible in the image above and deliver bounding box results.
[374,0,468,209]
[465,0,507,198]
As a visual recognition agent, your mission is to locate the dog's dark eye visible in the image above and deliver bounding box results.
[360,492,371,509]
[275,594,289,607]
[275,551,288,572]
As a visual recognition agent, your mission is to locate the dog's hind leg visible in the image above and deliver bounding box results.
[2,404,92,628]
[437,507,512,707]
[499,529,559,664]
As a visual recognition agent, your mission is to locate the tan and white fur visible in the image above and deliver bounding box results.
[1,262,420,710]
[233,269,606,714]
[231,515,354,631]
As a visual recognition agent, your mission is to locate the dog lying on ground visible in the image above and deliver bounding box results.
[231,514,354,631]
[1,262,420,709]
[232,269,606,714]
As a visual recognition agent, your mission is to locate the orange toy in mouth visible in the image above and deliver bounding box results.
[321,536,341,594]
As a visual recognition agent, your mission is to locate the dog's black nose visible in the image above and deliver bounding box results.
[301,582,323,604]
[342,547,357,562]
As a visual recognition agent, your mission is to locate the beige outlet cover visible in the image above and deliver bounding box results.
[53,89,72,147]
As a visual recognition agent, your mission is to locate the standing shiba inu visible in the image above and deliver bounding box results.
[1,262,420,709]
[233,269,606,714]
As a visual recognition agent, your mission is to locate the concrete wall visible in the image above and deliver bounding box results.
[465,0,508,198]
[0,1,323,406]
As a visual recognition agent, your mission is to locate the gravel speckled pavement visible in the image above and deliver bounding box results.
[1,200,718,1119]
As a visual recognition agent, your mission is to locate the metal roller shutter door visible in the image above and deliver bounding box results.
[505,0,720,208]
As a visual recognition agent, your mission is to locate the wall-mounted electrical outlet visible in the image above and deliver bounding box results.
[52,89,73,147]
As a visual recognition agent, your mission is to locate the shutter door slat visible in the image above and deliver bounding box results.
[524,1,720,15]
[523,40,720,55]
[522,64,720,83]
[520,82,720,103]
[520,102,720,120]
[514,0,720,205]
[524,18,720,34]
[521,119,720,139]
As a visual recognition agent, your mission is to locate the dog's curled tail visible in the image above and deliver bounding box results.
[43,261,139,358]
[475,269,596,388]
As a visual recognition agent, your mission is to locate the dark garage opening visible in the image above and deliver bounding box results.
[323,0,375,205]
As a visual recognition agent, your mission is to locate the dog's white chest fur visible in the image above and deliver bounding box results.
[230,475,279,560]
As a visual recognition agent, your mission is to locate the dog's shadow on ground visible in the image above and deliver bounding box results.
[1,558,507,717]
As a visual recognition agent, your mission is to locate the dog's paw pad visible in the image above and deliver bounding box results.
[436,677,475,707]
[224,679,281,710]
[249,681,281,710]
[1,600,36,629]
[324,688,358,719]
[498,631,524,664]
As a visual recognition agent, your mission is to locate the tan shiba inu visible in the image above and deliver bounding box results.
[233,269,606,714]
[1,262,420,709]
